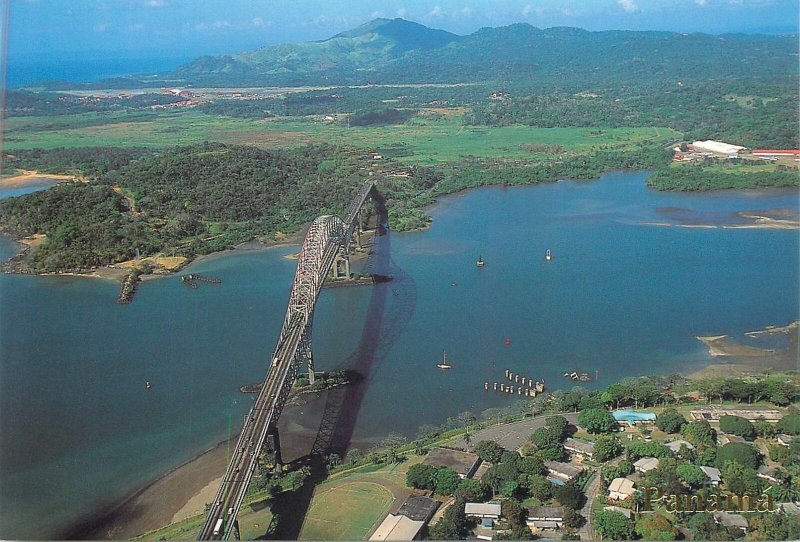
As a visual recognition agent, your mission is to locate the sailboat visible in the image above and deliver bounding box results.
[437,351,452,369]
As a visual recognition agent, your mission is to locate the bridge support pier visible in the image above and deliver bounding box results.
[265,426,283,473]
[332,255,350,280]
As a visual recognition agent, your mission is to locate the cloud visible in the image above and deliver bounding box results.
[617,0,639,12]
[695,0,708,5]
[94,23,110,32]
[252,17,270,28]
[145,0,167,6]
[211,20,232,29]
[370,11,385,18]
[457,6,473,17]
[129,23,145,31]
[396,7,408,18]
[429,5,445,18]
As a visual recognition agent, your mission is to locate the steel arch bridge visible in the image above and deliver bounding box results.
[198,180,379,540]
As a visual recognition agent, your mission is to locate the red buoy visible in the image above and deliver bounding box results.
[504,338,511,346]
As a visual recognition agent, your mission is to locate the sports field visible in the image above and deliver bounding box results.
[298,481,394,540]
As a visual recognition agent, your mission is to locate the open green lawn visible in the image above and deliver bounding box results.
[299,481,394,540]
[3,109,680,166]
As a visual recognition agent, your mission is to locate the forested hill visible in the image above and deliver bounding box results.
[166,19,797,88]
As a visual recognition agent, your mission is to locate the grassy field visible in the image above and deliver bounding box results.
[133,497,275,541]
[3,109,680,166]
[298,481,394,540]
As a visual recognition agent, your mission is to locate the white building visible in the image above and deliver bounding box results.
[689,140,747,157]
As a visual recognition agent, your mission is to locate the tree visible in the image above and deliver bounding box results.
[627,441,671,460]
[435,467,463,496]
[502,499,527,525]
[474,440,506,463]
[456,478,489,502]
[681,420,716,447]
[716,442,760,470]
[719,415,755,439]
[518,455,545,476]
[753,419,776,438]
[676,463,707,489]
[406,463,436,490]
[635,513,678,540]
[777,413,800,435]
[594,510,635,540]
[546,415,570,438]
[429,498,468,540]
[562,507,584,529]
[344,448,362,465]
[531,426,563,449]
[655,408,687,434]
[578,408,615,434]
[496,524,536,540]
[594,434,623,462]
[527,474,553,501]
[553,483,584,510]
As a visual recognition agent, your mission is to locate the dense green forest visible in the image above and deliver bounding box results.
[467,80,799,149]
[647,165,800,191]
[0,144,442,271]
[4,147,152,178]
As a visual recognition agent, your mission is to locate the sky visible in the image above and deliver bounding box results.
[4,0,799,63]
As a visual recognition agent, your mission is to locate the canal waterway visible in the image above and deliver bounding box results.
[0,171,797,539]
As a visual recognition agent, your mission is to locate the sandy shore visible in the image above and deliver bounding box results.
[0,170,80,186]
[691,321,799,379]
[81,441,232,540]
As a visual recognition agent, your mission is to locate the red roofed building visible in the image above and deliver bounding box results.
[752,150,800,156]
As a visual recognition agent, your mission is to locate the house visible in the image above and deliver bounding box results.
[634,457,659,474]
[718,434,747,446]
[665,440,695,454]
[757,465,784,485]
[370,495,439,540]
[423,447,481,479]
[473,461,492,481]
[713,512,749,532]
[544,461,584,485]
[776,434,794,447]
[607,477,636,501]
[526,506,565,530]
[397,495,440,522]
[603,505,632,519]
[700,466,722,487]
[465,502,502,520]
[564,438,595,460]
[369,515,425,541]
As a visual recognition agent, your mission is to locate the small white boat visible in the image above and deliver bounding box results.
[437,351,452,369]
[145,381,152,389]
[545,249,552,261]
[476,255,485,267]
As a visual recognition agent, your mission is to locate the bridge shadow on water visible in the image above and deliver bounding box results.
[271,196,419,539]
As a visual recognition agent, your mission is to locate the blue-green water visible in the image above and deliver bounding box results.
[0,171,797,539]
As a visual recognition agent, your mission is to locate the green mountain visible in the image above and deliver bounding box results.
[172,18,459,85]
[170,18,797,89]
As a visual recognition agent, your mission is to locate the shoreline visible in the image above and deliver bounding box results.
[0,170,81,186]
[73,440,234,540]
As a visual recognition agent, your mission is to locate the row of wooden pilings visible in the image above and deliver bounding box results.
[484,369,545,397]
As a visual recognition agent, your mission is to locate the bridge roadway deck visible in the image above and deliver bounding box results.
[199,180,377,540]
[198,313,305,539]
